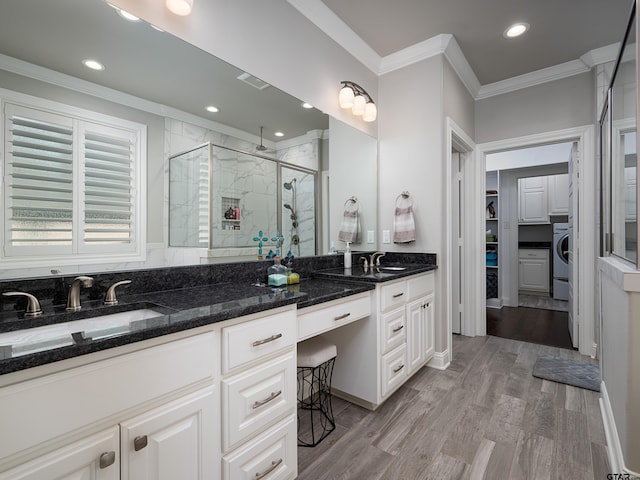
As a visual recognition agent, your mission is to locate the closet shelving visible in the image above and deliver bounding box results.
[486,171,501,308]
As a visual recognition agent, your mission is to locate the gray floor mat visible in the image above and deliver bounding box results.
[532,355,600,392]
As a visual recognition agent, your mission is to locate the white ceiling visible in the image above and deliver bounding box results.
[317,0,633,85]
[0,0,633,139]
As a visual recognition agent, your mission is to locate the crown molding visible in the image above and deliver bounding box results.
[286,0,381,74]
[286,2,622,101]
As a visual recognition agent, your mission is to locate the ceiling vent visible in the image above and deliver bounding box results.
[237,72,270,90]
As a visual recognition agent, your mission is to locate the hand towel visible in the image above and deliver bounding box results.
[393,205,416,243]
[338,209,359,243]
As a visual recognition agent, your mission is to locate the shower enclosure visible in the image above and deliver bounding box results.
[169,142,317,257]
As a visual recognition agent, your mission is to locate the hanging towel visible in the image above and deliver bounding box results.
[393,193,416,243]
[338,198,359,243]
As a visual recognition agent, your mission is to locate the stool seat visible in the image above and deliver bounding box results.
[297,336,337,368]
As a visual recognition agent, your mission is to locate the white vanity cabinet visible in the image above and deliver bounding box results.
[220,309,297,480]
[321,271,435,410]
[0,331,218,479]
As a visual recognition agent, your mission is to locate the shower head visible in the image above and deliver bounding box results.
[284,203,293,211]
[256,126,267,151]
[283,178,296,190]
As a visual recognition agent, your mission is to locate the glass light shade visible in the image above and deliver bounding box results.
[363,102,377,122]
[166,0,193,16]
[339,86,355,109]
[352,95,366,116]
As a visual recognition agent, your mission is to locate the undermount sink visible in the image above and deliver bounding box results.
[380,266,407,271]
[0,308,167,358]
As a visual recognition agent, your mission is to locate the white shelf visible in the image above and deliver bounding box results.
[486,265,499,269]
[486,242,498,245]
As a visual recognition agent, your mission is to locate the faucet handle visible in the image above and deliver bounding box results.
[2,292,43,317]
[360,256,369,270]
[103,280,132,306]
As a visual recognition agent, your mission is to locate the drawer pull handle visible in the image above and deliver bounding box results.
[252,333,283,347]
[392,292,405,298]
[252,390,282,409]
[393,364,405,373]
[255,458,283,479]
[392,324,404,333]
[334,312,351,321]
[99,451,116,469]
[134,435,148,451]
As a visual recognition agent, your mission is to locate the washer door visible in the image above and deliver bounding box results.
[556,233,569,264]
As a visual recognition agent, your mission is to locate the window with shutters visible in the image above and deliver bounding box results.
[2,100,146,266]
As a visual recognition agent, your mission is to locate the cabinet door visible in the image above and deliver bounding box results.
[518,177,549,223]
[0,427,119,480]
[121,387,216,480]
[548,174,569,215]
[406,299,424,374]
[518,259,549,292]
[423,295,435,362]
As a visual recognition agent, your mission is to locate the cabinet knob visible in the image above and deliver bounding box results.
[134,435,148,451]
[99,451,116,469]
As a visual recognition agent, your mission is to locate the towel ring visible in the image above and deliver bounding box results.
[344,196,357,207]
[344,196,359,212]
[395,191,413,207]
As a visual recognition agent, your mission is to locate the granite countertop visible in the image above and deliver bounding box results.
[313,263,437,282]
[519,242,552,249]
[0,278,374,375]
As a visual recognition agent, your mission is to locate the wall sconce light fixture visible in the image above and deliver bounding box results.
[339,81,377,122]
[166,0,193,16]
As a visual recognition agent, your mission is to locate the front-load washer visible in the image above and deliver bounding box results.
[553,223,569,300]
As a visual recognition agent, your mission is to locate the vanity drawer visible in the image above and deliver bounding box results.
[380,280,408,312]
[297,293,371,341]
[381,344,408,398]
[222,309,296,374]
[407,272,434,300]
[380,307,406,355]
[221,351,296,452]
[222,415,297,480]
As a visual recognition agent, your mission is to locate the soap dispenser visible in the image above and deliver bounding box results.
[344,242,352,269]
[268,256,288,287]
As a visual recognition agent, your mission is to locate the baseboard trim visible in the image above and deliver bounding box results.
[331,387,378,411]
[427,350,450,370]
[600,381,640,477]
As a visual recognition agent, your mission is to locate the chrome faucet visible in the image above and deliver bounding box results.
[103,280,132,306]
[66,276,94,312]
[2,291,43,317]
[370,251,386,267]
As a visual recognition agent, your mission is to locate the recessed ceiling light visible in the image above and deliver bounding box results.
[274,132,284,137]
[504,22,529,38]
[117,8,140,22]
[82,59,105,71]
[301,102,313,109]
[166,0,193,16]
[205,105,219,113]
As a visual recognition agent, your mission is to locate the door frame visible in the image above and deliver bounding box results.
[446,118,476,347]
[474,125,596,357]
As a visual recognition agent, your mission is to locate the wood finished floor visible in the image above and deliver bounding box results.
[297,335,608,480]
[486,306,574,350]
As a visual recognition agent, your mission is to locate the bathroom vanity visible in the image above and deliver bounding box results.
[0,254,436,479]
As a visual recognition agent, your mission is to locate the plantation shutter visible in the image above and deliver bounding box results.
[80,123,136,251]
[4,104,74,254]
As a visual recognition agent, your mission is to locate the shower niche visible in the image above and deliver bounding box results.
[169,142,316,257]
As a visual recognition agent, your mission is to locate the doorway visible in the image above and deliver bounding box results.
[475,126,596,357]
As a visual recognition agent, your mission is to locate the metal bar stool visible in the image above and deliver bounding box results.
[297,336,337,447]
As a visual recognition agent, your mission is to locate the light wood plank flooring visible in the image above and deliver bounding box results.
[297,335,609,480]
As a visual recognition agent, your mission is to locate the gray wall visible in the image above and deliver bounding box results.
[443,58,476,139]
[475,72,595,144]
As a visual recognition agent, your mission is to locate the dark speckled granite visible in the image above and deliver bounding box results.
[0,252,433,375]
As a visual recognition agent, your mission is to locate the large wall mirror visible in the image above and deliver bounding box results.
[607,1,637,264]
[0,0,377,278]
